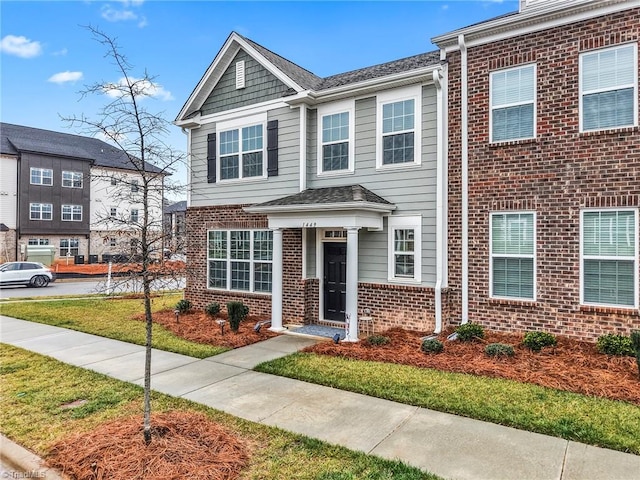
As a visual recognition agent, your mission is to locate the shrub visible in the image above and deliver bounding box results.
[421,338,444,354]
[596,333,634,357]
[455,323,485,342]
[175,299,192,314]
[631,331,640,379]
[367,335,390,346]
[204,302,221,318]
[522,331,557,352]
[226,301,249,332]
[485,343,515,358]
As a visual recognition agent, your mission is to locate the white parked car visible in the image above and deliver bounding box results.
[0,261,56,288]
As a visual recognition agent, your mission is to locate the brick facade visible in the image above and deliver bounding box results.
[446,9,640,341]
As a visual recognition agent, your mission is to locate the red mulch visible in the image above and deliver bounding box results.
[52,260,186,276]
[47,411,249,480]
[149,310,278,349]
[304,327,640,405]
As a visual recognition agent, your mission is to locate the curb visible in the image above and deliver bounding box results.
[0,434,67,479]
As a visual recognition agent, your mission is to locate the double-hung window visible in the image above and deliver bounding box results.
[580,44,637,132]
[30,168,53,186]
[62,204,82,222]
[218,114,266,181]
[62,171,83,188]
[490,64,536,142]
[581,210,638,308]
[490,212,535,300]
[377,86,421,168]
[28,238,49,245]
[207,230,273,293]
[60,238,79,257]
[388,216,422,283]
[318,101,354,174]
[130,209,139,223]
[30,203,52,221]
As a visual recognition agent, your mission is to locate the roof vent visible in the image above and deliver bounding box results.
[236,60,245,89]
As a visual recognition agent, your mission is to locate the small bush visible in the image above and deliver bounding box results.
[421,338,444,354]
[631,330,640,379]
[367,335,390,346]
[522,331,557,352]
[455,323,485,342]
[204,302,221,318]
[596,333,634,357]
[175,299,192,314]
[485,343,515,358]
[226,301,249,332]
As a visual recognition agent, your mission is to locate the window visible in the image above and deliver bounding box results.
[110,207,117,218]
[30,168,53,186]
[581,210,638,308]
[62,171,83,188]
[318,101,354,174]
[130,179,139,193]
[377,86,421,168]
[109,237,117,247]
[580,44,637,132]
[29,203,52,221]
[28,238,49,245]
[130,209,139,223]
[111,176,117,186]
[388,216,422,282]
[62,205,82,222]
[60,238,79,257]
[207,230,273,293]
[490,212,535,300]
[219,124,264,180]
[490,64,536,142]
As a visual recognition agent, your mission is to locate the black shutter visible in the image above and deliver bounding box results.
[207,133,216,183]
[267,120,278,177]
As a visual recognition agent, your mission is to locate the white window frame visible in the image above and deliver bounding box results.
[489,64,537,143]
[207,229,273,293]
[29,203,52,221]
[131,179,139,193]
[30,167,53,186]
[60,238,79,257]
[387,215,422,283]
[217,113,267,183]
[489,211,536,301]
[109,237,117,247]
[62,170,83,188]
[376,85,422,169]
[61,204,83,222]
[110,207,117,218]
[130,209,139,223]
[317,100,355,176]
[28,238,49,245]
[580,208,638,309]
[579,43,638,133]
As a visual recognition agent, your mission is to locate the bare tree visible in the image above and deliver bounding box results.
[63,26,187,444]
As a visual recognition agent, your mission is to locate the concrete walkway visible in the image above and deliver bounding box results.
[1,315,639,480]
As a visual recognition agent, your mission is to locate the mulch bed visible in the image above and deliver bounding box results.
[304,327,640,405]
[47,411,249,479]
[149,310,278,349]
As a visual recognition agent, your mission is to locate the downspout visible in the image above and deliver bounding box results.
[299,104,307,192]
[458,34,469,324]
[433,66,445,334]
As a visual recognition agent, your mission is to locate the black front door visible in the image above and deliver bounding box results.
[323,243,347,321]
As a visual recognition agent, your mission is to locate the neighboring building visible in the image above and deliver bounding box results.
[432,0,639,340]
[0,123,165,263]
[163,200,187,255]
[176,32,448,341]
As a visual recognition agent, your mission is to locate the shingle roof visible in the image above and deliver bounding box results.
[0,123,164,174]
[253,185,393,208]
[164,200,187,213]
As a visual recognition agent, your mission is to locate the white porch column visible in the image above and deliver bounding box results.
[344,227,360,342]
[269,228,285,332]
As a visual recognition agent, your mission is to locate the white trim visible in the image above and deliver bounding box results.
[29,203,53,221]
[61,204,83,222]
[317,228,348,323]
[216,112,268,183]
[579,43,638,133]
[299,104,307,192]
[61,170,83,189]
[489,63,537,143]
[317,99,356,176]
[29,167,53,186]
[376,85,422,170]
[235,60,246,90]
[579,208,639,309]
[489,211,537,301]
[387,215,422,284]
[460,34,469,324]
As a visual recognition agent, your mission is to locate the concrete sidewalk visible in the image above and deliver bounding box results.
[1,315,639,480]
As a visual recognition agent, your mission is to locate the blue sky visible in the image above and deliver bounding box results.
[1,0,517,197]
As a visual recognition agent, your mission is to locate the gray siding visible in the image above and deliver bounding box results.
[201,50,290,116]
[190,106,301,207]
[305,228,317,277]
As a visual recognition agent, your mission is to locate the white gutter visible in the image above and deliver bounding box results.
[459,34,469,325]
[299,104,307,192]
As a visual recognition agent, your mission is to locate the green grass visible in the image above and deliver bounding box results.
[0,344,439,480]
[0,295,226,358]
[255,353,640,455]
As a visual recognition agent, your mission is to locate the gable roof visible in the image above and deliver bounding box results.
[0,123,164,174]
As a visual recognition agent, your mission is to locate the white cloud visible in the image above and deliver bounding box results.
[100,1,147,27]
[0,35,43,58]
[53,48,68,56]
[48,71,83,84]
[103,77,174,101]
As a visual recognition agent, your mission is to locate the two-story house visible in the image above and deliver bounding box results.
[0,123,165,264]
[175,33,448,341]
[432,0,639,341]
